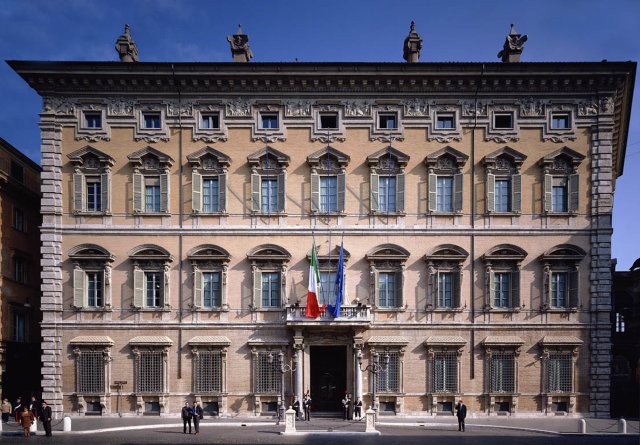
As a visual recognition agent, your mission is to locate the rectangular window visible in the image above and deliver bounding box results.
[379,113,397,129]
[202,177,220,212]
[493,272,511,308]
[378,176,397,212]
[494,113,513,129]
[376,352,400,393]
[145,272,163,308]
[10,161,24,182]
[551,113,570,130]
[260,113,279,129]
[433,351,458,393]
[437,272,453,308]
[319,271,337,306]
[261,272,280,308]
[86,272,104,307]
[84,112,102,129]
[260,177,278,213]
[552,177,568,212]
[490,352,515,393]
[195,350,222,393]
[494,179,511,212]
[319,113,338,129]
[143,113,161,129]
[203,272,221,308]
[615,312,625,333]
[13,311,25,342]
[255,351,281,393]
[436,114,455,129]
[137,350,163,393]
[13,206,25,232]
[378,272,396,308]
[201,113,220,129]
[551,272,568,308]
[86,178,102,212]
[78,350,105,394]
[145,177,161,212]
[320,176,338,212]
[436,176,453,212]
[14,257,27,283]
[547,352,572,393]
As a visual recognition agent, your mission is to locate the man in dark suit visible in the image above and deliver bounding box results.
[455,399,467,432]
[41,400,53,437]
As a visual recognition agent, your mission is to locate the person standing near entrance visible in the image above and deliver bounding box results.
[354,397,362,420]
[19,406,34,437]
[303,392,312,421]
[41,400,53,437]
[192,402,202,435]
[292,396,300,420]
[341,393,351,420]
[181,401,193,434]
[1,398,12,423]
[455,399,467,432]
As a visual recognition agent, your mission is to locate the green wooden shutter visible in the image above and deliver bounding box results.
[453,173,463,212]
[73,269,85,308]
[569,268,579,308]
[543,174,553,213]
[337,172,346,212]
[428,173,437,212]
[132,173,143,212]
[396,173,405,212]
[277,172,286,212]
[511,174,522,213]
[160,173,169,213]
[543,268,551,308]
[511,270,520,308]
[218,174,227,213]
[253,269,262,309]
[370,173,379,212]
[373,270,380,308]
[489,270,496,308]
[453,270,461,308]
[431,271,439,309]
[486,173,495,213]
[192,170,202,213]
[569,173,579,212]
[133,268,144,308]
[100,172,110,213]
[193,269,203,308]
[310,173,320,212]
[73,172,85,213]
[395,270,404,308]
[251,173,260,212]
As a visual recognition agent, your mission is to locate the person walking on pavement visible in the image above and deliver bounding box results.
[1,398,12,423]
[19,406,34,437]
[41,400,52,437]
[292,396,300,420]
[181,401,193,434]
[455,399,467,432]
[192,402,202,435]
[303,392,312,421]
[354,397,362,420]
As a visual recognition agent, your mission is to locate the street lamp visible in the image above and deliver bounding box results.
[268,350,297,424]
[357,351,389,418]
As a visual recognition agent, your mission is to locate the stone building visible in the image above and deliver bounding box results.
[8,24,636,418]
[0,137,41,401]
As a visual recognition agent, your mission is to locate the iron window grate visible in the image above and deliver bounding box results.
[490,352,515,393]
[255,351,280,393]
[195,350,222,393]
[433,351,458,393]
[137,350,163,393]
[78,351,104,394]
[376,352,400,393]
[547,352,572,393]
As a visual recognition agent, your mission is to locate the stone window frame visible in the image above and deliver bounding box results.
[483,146,527,215]
[129,244,173,311]
[188,245,230,311]
[306,244,351,307]
[188,146,231,215]
[539,336,582,414]
[312,104,346,142]
[130,336,172,415]
[366,244,409,311]
[424,146,468,214]
[481,244,528,312]
[252,105,287,142]
[68,145,115,215]
[482,336,524,415]
[247,338,290,415]
[75,104,110,142]
[192,105,228,143]
[424,336,466,414]
[69,244,115,311]
[247,244,291,311]
[367,146,409,215]
[540,244,586,312]
[247,146,290,215]
[189,336,231,412]
[134,104,170,143]
[366,337,409,413]
[539,147,585,215]
[307,146,350,215]
[128,147,174,215]
[428,105,462,143]
[543,104,577,143]
[70,336,114,415]
[485,104,519,143]
[424,245,469,312]
[370,105,404,142]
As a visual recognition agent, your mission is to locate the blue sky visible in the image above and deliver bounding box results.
[1,0,638,269]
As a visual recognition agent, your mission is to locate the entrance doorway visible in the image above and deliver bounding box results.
[310,346,346,412]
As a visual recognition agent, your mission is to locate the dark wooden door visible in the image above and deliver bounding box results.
[310,346,346,412]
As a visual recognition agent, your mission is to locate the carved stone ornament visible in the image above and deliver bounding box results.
[403,99,429,116]
[310,133,346,143]
[599,96,614,114]
[517,97,543,116]
[167,100,196,116]
[43,96,76,114]
[486,135,520,143]
[460,100,488,116]
[107,97,135,116]
[544,135,577,143]
[432,135,462,143]
[343,100,372,117]
[225,98,252,117]
[285,100,313,117]
[577,99,598,116]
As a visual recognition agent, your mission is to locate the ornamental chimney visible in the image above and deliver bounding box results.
[115,24,139,62]
[403,21,423,63]
[227,24,253,63]
[497,24,528,63]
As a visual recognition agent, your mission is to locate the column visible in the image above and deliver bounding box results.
[354,349,363,400]
[294,347,303,402]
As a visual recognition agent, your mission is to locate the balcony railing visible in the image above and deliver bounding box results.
[285,304,371,325]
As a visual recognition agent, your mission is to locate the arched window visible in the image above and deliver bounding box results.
[188,147,231,214]
[425,146,468,214]
[366,245,410,309]
[481,244,527,311]
[539,147,584,214]
[307,147,350,214]
[68,146,114,214]
[483,146,526,214]
[129,245,173,310]
[188,245,231,310]
[69,244,115,310]
[247,146,289,214]
[425,245,469,311]
[247,245,291,310]
[128,147,174,214]
[540,245,586,311]
[368,147,409,214]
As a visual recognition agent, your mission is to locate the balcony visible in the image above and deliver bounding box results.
[285,304,371,326]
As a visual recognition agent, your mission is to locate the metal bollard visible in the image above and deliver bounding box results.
[284,407,296,434]
[63,416,72,432]
[0,419,3,432]
[618,418,626,434]
[578,418,586,434]
[365,408,377,433]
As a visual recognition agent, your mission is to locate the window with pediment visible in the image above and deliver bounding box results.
[540,245,585,311]
[539,147,584,214]
[425,245,468,311]
[129,245,173,310]
[189,336,230,395]
[247,146,289,215]
[307,244,351,307]
[128,147,173,214]
[69,244,115,310]
[247,245,290,310]
[307,146,350,214]
[425,146,468,214]
[367,147,409,214]
[366,245,409,309]
[188,245,230,310]
[70,336,114,396]
[68,146,115,214]
[481,245,527,311]
[130,336,172,396]
[483,147,526,214]
[539,336,582,413]
[188,147,231,214]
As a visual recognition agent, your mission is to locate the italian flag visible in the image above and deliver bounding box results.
[306,240,326,318]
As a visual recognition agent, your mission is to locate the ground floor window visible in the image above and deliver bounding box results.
[136,350,164,393]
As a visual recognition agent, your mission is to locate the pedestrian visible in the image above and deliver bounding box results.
[455,399,467,432]
[292,396,300,420]
[341,393,351,420]
[19,406,34,437]
[181,401,193,434]
[1,398,12,423]
[13,397,22,423]
[29,395,39,420]
[354,397,362,420]
[41,400,53,437]
[192,401,202,435]
[303,392,312,421]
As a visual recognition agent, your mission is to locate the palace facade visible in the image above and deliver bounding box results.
[9,24,636,418]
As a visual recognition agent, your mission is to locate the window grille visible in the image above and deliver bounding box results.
[547,352,572,393]
[136,350,163,393]
[376,352,400,393]
[195,350,222,393]
[490,352,515,393]
[254,351,280,393]
[433,351,458,393]
[78,351,105,394]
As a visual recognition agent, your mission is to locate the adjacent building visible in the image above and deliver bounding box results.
[8,24,636,418]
